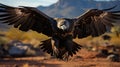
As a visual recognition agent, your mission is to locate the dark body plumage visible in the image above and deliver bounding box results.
[0,3,120,60]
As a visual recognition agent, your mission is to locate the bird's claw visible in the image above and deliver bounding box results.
[53,47,59,57]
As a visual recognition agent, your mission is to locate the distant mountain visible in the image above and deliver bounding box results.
[37,0,120,18]
[0,0,120,30]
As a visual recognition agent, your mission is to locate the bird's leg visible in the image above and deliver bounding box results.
[65,36,74,56]
[51,38,60,57]
[62,52,69,61]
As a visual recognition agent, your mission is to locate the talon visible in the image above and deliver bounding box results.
[62,52,69,61]
[53,47,59,57]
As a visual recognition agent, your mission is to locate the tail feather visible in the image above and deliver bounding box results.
[40,39,53,56]
[40,39,82,60]
[65,40,82,57]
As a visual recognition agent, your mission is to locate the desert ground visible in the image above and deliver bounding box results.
[0,49,120,67]
[0,42,120,67]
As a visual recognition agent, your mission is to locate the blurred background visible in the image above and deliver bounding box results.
[0,0,120,67]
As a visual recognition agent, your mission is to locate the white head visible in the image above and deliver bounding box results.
[55,18,70,31]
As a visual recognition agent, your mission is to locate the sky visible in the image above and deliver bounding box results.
[0,0,112,7]
[0,0,58,7]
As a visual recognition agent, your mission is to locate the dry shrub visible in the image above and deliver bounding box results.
[22,63,29,67]
[110,35,120,47]
[5,28,49,41]
[0,27,119,51]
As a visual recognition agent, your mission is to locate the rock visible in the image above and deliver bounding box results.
[0,44,8,57]
[0,48,4,57]
[8,40,30,57]
[98,49,108,57]
[107,54,120,62]
[102,35,111,40]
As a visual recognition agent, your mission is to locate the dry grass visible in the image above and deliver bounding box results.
[0,28,49,46]
[0,28,120,47]
[5,28,49,41]
[109,34,120,47]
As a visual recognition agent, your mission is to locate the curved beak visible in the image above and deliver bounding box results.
[60,25,67,31]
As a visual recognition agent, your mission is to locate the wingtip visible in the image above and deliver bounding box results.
[0,3,8,6]
[0,3,16,9]
[111,11,120,13]
[102,5,117,11]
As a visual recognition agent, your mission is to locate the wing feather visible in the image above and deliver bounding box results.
[0,3,56,36]
[73,7,120,38]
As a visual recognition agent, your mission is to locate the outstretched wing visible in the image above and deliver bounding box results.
[73,6,120,38]
[0,3,56,36]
